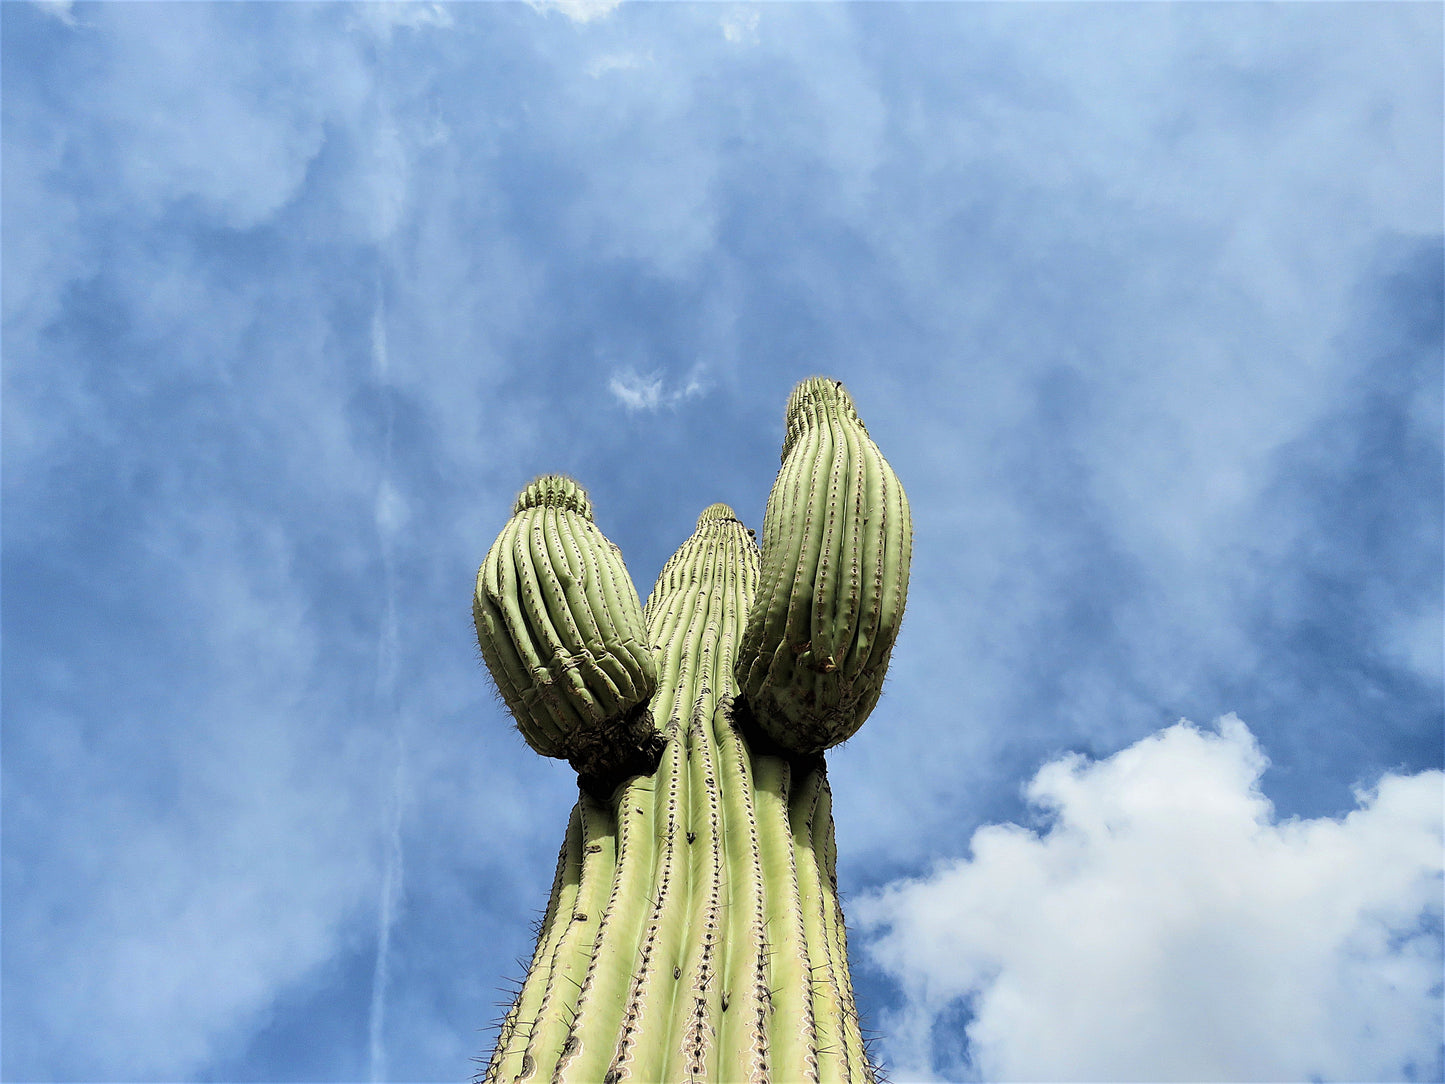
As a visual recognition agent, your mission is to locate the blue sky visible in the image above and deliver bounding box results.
[2,3,1441,1081]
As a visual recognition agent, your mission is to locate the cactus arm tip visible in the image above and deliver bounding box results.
[513,473,593,519]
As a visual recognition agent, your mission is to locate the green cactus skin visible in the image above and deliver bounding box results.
[735,378,912,755]
[477,381,908,1083]
[474,475,660,784]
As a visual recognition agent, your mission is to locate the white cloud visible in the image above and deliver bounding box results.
[350,1,453,38]
[855,716,1445,1083]
[721,8,760,45]
[31,0,78,27]
[607,364,707,412]
[529,0,622,25]
[585,50,651,78]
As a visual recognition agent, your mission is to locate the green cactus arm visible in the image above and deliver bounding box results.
[621,511,741,1084]
[736,378,912,754]
[577,517,656,687]
[539,507,628,715]
[528,513,620,720]
[475,476,659,785]
[477,517,576,754]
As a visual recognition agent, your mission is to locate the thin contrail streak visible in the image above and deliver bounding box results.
[370,740,405,1084]
[368,291,405,1084]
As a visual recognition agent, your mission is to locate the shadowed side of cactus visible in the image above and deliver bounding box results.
[474,379,908,1083]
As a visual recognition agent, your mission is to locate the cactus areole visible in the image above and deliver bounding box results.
[474,378,912,1083]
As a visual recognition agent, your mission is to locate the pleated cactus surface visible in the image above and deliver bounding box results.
[736,378,912,755]
[475,379,911,1083]
[474,475,660,786]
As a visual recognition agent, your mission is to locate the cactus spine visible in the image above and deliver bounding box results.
[475,379,911,1083]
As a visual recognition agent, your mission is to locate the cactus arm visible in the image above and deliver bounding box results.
[823,407,867,668]
[735,422,815,726]
[542,507,635,715]
[480,520,574,754]
[475,478,658,784]
[809,407,851,676]
[780,419,831,668]
[606,543,704,1084]
[763,416,831,686]
[624,516,729,1083]
[583,530,655,689]
[735,377,912,755]
[539,509,626,719]
[515,519,598,726]
[668,522,757,1083]
[504,518,588,743]
[844,433,886,676]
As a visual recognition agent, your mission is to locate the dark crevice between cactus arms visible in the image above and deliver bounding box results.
[474,377,911,1083]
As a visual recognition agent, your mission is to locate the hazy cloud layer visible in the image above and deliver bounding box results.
[3,3,1439,1080]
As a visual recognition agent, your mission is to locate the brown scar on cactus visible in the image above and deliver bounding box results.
[474,377,911,1083]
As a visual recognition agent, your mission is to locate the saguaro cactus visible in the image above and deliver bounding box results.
[475,378,911,1083]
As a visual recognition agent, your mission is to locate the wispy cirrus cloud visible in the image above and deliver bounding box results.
[349,2,453,38]
[607,364,707,413]
[585,50,651,78]
[529,0,621,26]
[721,8,760,46]
[30,0,77,27]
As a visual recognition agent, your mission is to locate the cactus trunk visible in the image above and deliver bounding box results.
[476,380,909,1083]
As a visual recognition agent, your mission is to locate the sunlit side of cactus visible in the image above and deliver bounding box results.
[475,379,911,1083]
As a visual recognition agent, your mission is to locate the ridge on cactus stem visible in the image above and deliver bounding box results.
[474,379,911,1083]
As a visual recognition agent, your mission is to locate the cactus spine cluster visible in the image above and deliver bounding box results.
[475,378,911,1083]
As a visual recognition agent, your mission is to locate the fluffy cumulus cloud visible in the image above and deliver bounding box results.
[855,717,1444,1082]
